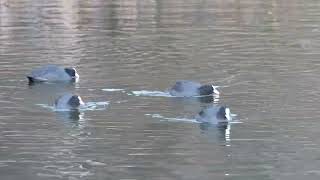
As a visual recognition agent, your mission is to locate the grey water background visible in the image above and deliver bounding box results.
[1,0,320,179]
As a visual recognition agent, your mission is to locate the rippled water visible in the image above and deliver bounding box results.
[1,0,320,179]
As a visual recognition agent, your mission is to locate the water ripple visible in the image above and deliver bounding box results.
[36,101,109,112]
[2,0,320,179]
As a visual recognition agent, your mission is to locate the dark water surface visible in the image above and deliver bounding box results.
[1,0,320,179]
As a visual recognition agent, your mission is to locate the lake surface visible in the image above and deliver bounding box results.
[1,0,320,179]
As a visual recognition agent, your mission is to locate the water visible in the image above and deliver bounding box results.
[1,0,320,179]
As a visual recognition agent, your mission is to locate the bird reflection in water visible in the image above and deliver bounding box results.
[195,105,234,144]
[199,122,231,145]
[55,110,86,128]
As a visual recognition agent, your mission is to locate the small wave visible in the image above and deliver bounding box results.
[146,113,241,124]
[129,90,220,99]
[85,160,106,166]
[36,104,55,111]
[36,101,109,112]
[102,88,125,92]
[130,90,172,97]
[83,101,109,111]
[145,113,199,123]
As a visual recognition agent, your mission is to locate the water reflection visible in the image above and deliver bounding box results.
[55,110,85,127]
[27,84,104,129]
[146,112,233,144]
[196,105,232,123]
[199,123,231,144]
[2,0,320,179]
[151,104,236,143]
